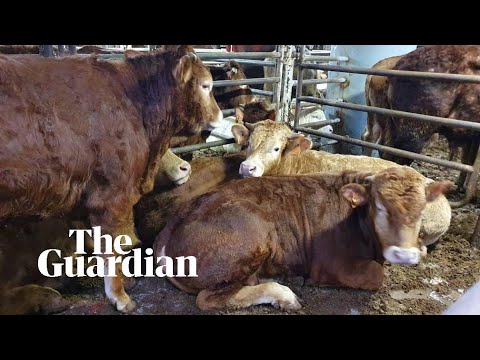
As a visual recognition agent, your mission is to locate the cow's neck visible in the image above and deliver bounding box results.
[273,150,327,176]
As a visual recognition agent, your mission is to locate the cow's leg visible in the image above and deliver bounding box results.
[197,282,302,311]
[87,192,141,313]
[457,140,478,191]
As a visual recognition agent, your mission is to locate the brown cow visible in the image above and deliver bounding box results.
[0,46,222,312]
[362,55,403,156]
[231,120,452,248]
[0,148,194,314]
[135,153,246,245]
[383,45,480,188]
[0,45,40,54]
[210,60,257,109]
[154,167,451,311]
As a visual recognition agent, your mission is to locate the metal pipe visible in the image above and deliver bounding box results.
[213,77,280,88]
[215,59,276,67]
[292,77,347,86]
[303,55,349,62]
[299,97,480,132]
[450,146,480,209]
[251,89,274,97]
[293,46,306,130]
[300,63,480,84]
[198,52,281,60]
[301,118,341,128]
[295,126,475,173]
[172,139,236,155]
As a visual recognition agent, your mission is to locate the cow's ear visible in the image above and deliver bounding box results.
[235,107,244,123]
[425,180,454,202]
[124,50,143,59]
[284,134,312,156]
[340,184,369,208]
[231,124,250,145]
[174,54,194,84]
[267,110,276,121]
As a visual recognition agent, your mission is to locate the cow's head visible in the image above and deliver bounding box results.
[340,167,453,266]
[232,120,312,177]
[126,46,223,137]
[156,149,191,187]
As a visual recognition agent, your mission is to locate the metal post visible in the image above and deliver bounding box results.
[273,46,285,122]
[278,45,295,123]
[58,45,65,56]
[294,45,306,130]
[68,45,77,55]
[39,45,54,57]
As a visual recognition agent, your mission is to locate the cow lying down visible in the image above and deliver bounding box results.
[232,120,452,248]
[154,167,451,311]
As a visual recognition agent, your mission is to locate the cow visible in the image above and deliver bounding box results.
[135,153,246,245]
[154,167,451,311]
[0,147,194,315]
[362,55,403,157]
[362,55,446,159]
[231,120,452,248]
[383,45,480,189]
[77,45,124,54]
[210,60,257,109]
[0,45,40,54]
[0,45,222,312]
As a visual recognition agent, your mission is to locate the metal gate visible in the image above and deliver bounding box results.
[292,45,480,246]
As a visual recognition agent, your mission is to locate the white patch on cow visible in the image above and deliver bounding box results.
[383,246,421,265]
[230,282,302,310]
[240,85,248,89]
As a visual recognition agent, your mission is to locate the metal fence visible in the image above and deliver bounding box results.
[292,45,480,246]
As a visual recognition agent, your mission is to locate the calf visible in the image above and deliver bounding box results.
[210,60,257,109]
[232,120,452,247]
[154,167,451,311]
[0,46,222,312]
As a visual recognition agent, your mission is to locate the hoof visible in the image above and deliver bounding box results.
[116,298,137,314]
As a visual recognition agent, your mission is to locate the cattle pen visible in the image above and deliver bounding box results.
[0,45,479,315]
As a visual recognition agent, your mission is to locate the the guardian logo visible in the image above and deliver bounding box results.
[37,226,197,278]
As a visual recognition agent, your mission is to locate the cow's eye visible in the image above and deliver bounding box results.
[274,147,280,152]
[201,82,212,91]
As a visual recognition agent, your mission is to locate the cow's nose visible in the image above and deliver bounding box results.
[179,162,191,174]
[249,166,256,173]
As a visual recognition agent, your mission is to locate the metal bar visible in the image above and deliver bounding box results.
[39,45,54,57]
[301,118,341,128]
[451,146,480,209]
[214,59,276,67]
[198,52,281,60]
[251,89,274,97]
[172,139,235,155]
[299,97,480,132]
[213,77,280,88]
[295,126,474,173]
[292,77,347,86]
[294,46,306,130]
[300,63,480,84]
[303,55,349,62]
